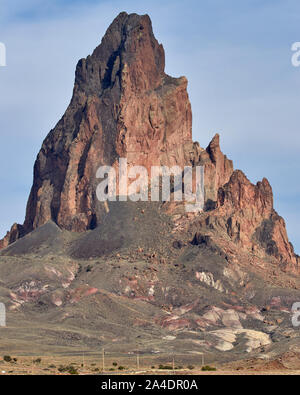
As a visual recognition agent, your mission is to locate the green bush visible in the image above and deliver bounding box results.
[58,365,79,375]
[3,355,12,362]
[68,367,79,375]
[33,358,41,364]
[118,366,126,371]
[201,365,217,371]
[159,364,173,370]
[112,362,118,367]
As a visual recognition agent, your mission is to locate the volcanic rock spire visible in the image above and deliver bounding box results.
[12,12,193,238]
[0,12,299,274]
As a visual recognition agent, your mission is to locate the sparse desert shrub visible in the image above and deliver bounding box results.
[118,366,126,371]
[109,368,115,371]
[49,364,56,369]
[112,362,118,367]
[58,365,78,375]
[159,364,173,370]
[201,365,216,371]
[58,365,69,372]
[68,366,79,375]
[33,358,41,364]
[13,358,18,362]
[187,365,195,370]
[3,356,12,362]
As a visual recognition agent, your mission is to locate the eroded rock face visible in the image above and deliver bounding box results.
[197,170,300,272]
[0,223,25,249]
[202,134,234,206]
[219,171,299,270]
[0,12,299,276]
[19,12,193,234]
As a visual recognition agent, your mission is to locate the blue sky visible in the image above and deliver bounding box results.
[0,0,299,252]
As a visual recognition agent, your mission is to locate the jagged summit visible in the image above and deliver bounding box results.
[0,12,192,242]
[0,12,300,364]
[0,12,299,274]
[75,12,166,95]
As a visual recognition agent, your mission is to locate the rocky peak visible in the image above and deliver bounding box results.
[3,12,193,238]
[0,13,299,275]
[211,170,299,272]
[0,223,25,250]
[206,133,221,164]
[74,12,165,96]
[196,134,234,206]
[218,170,273,214]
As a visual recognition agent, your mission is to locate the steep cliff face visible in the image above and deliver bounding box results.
[20,12,193,234]
[217,170,299,271]
[200,133,234,206]
[0,223,25,250]
[189,169,299,273]
[0,12,299,274]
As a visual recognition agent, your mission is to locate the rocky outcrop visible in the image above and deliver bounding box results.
[177,134,234,211]
[201,134,234,207]
[0,223,25,249]
[216,170,274,248]
[11,12,193,236]
[201,170,299,272]
[0,12,299,276]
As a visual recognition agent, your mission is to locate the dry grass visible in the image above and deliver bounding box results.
[0,354,300,375]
